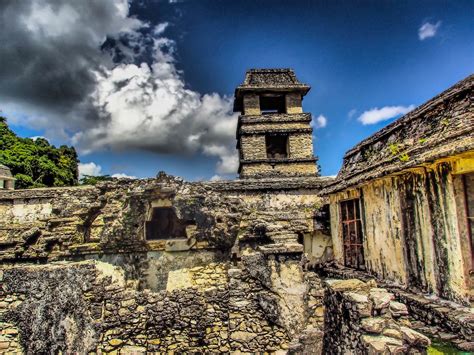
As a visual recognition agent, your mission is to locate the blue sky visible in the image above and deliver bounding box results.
[2,0,473,180]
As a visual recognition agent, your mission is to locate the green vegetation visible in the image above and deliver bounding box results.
[79,174,113,185]
[388,142,410,162]
[428,339,470,354]
[0,116,79,189]
[389,143,400,156]
[399,153,410,162]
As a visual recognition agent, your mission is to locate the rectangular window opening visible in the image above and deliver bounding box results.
[145,207,194,240]
[340,199,365,270]
[266,134,288,159]
[259,95,286,114]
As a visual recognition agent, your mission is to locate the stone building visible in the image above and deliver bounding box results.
[324,74,474,305]
[234,69,318,178]
[0,164,15,190]
[0,69,472,353]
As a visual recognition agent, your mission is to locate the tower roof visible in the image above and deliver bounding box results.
[234,68,310,112]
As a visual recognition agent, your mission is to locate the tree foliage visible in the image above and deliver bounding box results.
[79,174,113,185]
[0,116,79,189]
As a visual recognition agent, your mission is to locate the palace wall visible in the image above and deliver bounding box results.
[0,175,332,353]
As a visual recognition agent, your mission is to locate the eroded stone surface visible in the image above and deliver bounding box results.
[323,278,430,354]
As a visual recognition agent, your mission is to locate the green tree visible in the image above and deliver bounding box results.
[0,116,79,189]
[79,174,113,186]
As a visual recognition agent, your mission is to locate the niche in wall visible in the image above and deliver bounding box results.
[145,207,194,240]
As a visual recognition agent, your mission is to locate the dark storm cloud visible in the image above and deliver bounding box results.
[0,0,141,123]
[0,0,238,174]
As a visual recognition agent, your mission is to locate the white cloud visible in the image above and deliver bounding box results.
[418,21,441,40]
[210,174,223,181]
[78,162,102,178]
[29,136,49,142]
[348,109,357,119]
[111,173,137,179]
[1,0,239,176]
[357,105,415,125]
[312,114,327,129]
[73,38,239,174]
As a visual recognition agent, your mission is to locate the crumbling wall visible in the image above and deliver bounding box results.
[329,160,470,304]
[323,278,430,354]
[0,174,331,353]
[0,176,245,262]
[0,261,232,353]
[0,257,325,354]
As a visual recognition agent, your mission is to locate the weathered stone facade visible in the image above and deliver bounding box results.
[0,175,332,353]
[234,69,318,178]
[323,279,430,354]
[0,69,473,353]
[325,74,474,305]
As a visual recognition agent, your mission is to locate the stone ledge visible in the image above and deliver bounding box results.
[239,113,311,124]
[239,127,313,135]
[321,264,474,347]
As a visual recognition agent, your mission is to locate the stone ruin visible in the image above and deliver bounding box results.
[0,69,473,354]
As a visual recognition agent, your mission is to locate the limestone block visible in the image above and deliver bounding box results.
[325,278,369,292]
[361,317,388,334]
[369,288,395,311]
[230,331,257,342]
[288,134,314,159]
[361,335,404,354]
[389,301,409,317]
[399,326,430,346]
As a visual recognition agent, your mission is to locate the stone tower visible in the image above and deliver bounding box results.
[233,68,318,178]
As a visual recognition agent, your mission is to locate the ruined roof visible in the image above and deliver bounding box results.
[234,69,310,112]
[0,164,14,179]
[323,73,474,194]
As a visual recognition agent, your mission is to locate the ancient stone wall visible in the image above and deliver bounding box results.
[240,135,267,160]
[285,93,303,114]
[240,161,318,178]
[0,175,331,353]
[0,254,325,353]
[289,134,315,159]
[323,278,430,354]
[329,159,471,304]
[322,265,474,351]
[243,94,260,115]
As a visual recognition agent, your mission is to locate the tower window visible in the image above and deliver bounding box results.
[266,134,288,159]
[259,94,286,114]
[145,207,193,240]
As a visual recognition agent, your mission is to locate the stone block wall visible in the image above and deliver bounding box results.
[285,93,303,114]
[239,132,316,163]
[0,256,325,353]
[329,161,471,304]
[289,133,315,159]
[240,135,267,160]
[323,278,430,354]
[243,94,260,115]
[0,174,332,353]
[240,161,318,178]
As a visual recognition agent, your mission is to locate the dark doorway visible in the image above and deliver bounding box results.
[259,95,286,114]
[463,173,474,270]
[145,207,193,240]
[340,199,365,269]
[266,134,288,159]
